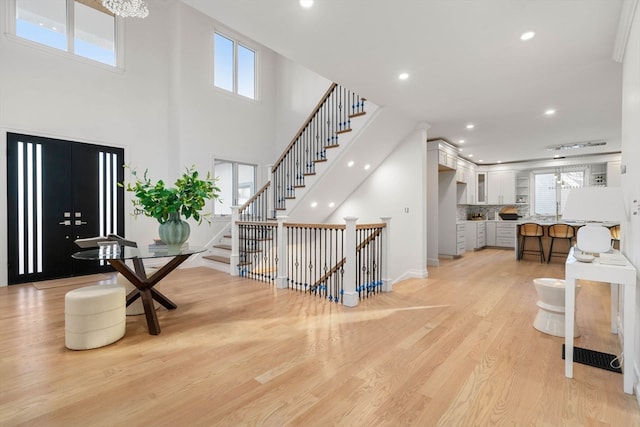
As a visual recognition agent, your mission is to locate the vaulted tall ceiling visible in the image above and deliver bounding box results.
[183,0,627,164]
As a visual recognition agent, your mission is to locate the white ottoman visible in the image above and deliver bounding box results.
[65,284,126,350]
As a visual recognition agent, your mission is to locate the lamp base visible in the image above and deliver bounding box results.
[575,224,612,254]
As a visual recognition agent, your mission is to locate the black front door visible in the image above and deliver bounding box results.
[7,133,125,284]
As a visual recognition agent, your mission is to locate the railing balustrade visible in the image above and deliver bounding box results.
[231,210,391,306]
[271,84,366,213]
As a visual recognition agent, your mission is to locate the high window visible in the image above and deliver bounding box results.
[214,32,257,100]
[213,160,257,216]
[534,169,584,216]
[14,0,117,66]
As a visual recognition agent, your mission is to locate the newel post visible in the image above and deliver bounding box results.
[230,206,240,276]
[380,216,392,292]
[343,216,359,307]
[276,215,288,289]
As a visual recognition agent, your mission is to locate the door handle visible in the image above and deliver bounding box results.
[59,220,71,226]
[75,220,88,226]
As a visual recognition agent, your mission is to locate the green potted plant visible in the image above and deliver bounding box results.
[121,165,220,250]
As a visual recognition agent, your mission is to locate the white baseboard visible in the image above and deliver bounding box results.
[427,258,440,267]
[393,268,428,284]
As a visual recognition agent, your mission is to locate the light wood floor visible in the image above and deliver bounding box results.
[1,249,638,426]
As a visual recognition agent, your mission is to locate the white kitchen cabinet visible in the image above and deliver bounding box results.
[457,223,466,255]
[437,143,458,171]
[456,159,477,204]
[487,170,516,204]
[495,222,517,248]
[486,221,496,246]
[465,221,486,251]
[476,172,487,204]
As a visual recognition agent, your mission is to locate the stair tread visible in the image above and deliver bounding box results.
[203,254,230,264]
[335,129,352,135]
[349,111,366,118]
[213,244,231,250]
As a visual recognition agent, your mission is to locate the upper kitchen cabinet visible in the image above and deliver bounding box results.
[487,170,515,204]
[429,139,458,171]
[476,171,487,204]
[456,159,477,204]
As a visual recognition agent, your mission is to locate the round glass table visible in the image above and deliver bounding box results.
[73,245,204,335]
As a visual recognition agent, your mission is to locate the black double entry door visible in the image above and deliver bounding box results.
[6,133,125,284]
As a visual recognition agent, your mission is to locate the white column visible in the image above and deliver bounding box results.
[380,216,392,292]
[267,164,274,219]
[230,206,240,276]
[276,215,288,289]
[343,216,358,307]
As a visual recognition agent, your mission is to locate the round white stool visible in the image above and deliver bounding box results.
[533,278,580,338]
[65,284,126,350]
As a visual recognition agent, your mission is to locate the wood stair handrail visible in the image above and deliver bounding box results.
[272,83,338,171]
[238,181,271,213]
[311,258,345,290]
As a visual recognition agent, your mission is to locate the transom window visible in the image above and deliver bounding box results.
[214,32,257,100]
[14,0,118,66]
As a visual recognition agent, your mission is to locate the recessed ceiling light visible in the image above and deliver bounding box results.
[311,201,318,208]
[328,202,335,208]
[364,164,371,170]
[347,160,354,167]
[398,72,409,80]
[520,31,535,41]
[478,160,484,163]
[458,139,465,144]
[299,0,314,8]
[544,109,556,116]
[466,123,475,129]
[468,154,474,158]
[497,160,502,164]
[459,148,463,152]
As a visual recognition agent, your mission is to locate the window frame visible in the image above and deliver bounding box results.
[8,0,124,69]
[212,29,259,101]
[533,167,586,217]
[212,158,258,217]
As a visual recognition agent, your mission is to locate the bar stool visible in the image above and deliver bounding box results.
[609,224,620,249]
[518,223,545,263]
[547,224,575,263]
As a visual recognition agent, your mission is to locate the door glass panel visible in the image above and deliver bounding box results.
[16,0,67,50]
[15,141,44,275]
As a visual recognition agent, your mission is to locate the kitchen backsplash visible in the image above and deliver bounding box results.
[457,204,530,221]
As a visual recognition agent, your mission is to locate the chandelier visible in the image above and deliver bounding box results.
[102,0,149,18]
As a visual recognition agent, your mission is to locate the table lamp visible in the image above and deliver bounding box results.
[562,187,625,254]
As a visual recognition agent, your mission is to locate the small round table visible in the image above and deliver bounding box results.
[73,245,204,335]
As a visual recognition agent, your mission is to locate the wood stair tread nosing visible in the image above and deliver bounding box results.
[203,254,230,264]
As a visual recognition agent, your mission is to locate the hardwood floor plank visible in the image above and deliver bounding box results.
[0,249,638,426]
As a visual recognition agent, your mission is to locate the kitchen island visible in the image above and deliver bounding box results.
[515,220,619,262]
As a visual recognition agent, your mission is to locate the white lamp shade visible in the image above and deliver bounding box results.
[562,187,625,222]
[563,187,625,254]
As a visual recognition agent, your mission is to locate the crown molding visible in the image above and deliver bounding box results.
[613,0,639,62]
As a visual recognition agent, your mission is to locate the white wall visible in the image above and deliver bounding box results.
[274,57,332,155]
[619,0,640,397]
[327,129,428,283]
[0,1,280,285]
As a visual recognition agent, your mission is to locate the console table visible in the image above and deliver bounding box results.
[565,247,637,394]
[73,245,204,335]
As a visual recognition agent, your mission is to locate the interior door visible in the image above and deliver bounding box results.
[7,133,124,284]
